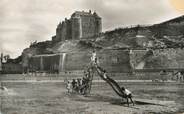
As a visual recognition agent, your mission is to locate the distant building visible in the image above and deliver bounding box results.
[0,54,23,74]
[52,10,102,42]
[2,62,22,74]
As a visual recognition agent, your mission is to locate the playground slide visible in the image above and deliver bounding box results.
[94,65,126,98]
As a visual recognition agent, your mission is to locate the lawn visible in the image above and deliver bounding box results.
[0,81,184,114]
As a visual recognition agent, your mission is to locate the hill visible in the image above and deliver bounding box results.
[21,15,184,70]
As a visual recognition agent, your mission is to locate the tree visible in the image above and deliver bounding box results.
[4,54,10,61]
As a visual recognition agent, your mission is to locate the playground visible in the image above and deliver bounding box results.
[0,81,184,114]
[1,53,184,114]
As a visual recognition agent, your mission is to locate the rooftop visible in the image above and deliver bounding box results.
[71,10,100,18]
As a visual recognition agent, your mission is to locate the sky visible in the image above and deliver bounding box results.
[0,0,182,58]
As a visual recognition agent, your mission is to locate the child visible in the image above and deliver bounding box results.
[121,87,134,106]
[103,70,108,79]
[91,50,97,65]
[72,79,76,93]
[66,81,72,93]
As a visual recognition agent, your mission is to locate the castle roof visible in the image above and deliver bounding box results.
[71,11,101,18]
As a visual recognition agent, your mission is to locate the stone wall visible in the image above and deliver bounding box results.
[27,48,184,74]
[129,48,184,70]
[29,54,60,73]
[29,50,131,73]
[146,48,184,69]
[98,50,131,72]
[64,50,131,72]
[129,50,150,69]
[63,50,131,72]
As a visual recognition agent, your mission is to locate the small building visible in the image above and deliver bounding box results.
[2,63,22,74]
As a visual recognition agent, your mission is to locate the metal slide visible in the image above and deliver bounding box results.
[94,65,126,98]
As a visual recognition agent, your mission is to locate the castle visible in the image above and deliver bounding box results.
[52,10,102,42]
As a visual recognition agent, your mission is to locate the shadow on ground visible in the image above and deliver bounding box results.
[73,93,158,107]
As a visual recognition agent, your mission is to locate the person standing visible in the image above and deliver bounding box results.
[91,50,97,65]
[72,79,77,93]
[66,81,72,93]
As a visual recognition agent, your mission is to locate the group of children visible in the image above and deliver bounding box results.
[66,77,89,95]
[66,70,91,95]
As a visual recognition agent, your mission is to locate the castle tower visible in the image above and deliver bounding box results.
[71,16,82,39]
[61,21,67,41]
[93,12,102,34]
[56,22,63,41]
[96,18,102,33]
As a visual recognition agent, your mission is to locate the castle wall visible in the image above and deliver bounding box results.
[56,20,72,41]
[64,50,131,72]
[29,54,60,73]
[61,20,72,41]
[129,50,149,69]
[71,17,82,39]
[66,20,72,40]
[80,15,101,38]
[64,52,91,71]
[96,18,102,34]
[145,48,184,69]
[29,56,41,71]
[97,50,131,72]
[56,25,62,42]
[129,48,184,70]
[29,50,131,73]
[60,23,66,41]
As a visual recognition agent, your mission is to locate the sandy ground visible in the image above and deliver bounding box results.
[0,81,184,114]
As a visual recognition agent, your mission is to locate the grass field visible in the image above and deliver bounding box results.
[0,81,184,114]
